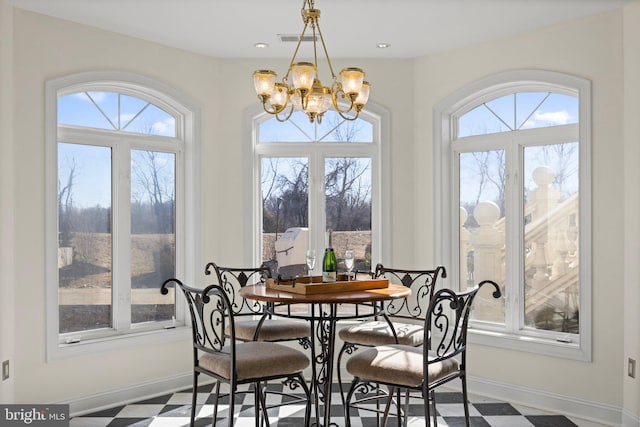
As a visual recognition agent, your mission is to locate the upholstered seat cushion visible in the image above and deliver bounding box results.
[338,320,424,346]
[199,341,310,380]
[226,319,310,341]
[345,344,459,388]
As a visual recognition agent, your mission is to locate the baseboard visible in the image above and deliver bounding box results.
[62,372,194,417]
[466,375,622,426]
[622,409,640,427]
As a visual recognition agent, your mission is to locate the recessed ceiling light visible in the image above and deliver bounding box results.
[254,42,269,49]
[377,43,391,49]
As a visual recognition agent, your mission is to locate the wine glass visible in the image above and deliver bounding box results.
[306,250,316,282]
[344,250,355,281]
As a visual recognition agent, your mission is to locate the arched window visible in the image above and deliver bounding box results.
[247,105,389,289]
[46,72,199,359]
[434,70,591,360]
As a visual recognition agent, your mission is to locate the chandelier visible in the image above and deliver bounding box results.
[252,0,370,124]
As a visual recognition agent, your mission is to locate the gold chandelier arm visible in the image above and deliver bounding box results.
[330,86,356,114]
[275,104,295,122]
[335,109,360,121]
[260,97,287,116]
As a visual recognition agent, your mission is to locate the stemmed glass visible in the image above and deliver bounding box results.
[306,250,316,282]
[344,250,355,281]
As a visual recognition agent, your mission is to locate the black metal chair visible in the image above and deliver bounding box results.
[344,280,501,427]
[336,264,447,404]
[161,278,312,427]
[204,262,311,344]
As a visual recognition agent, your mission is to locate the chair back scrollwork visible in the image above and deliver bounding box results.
[161,278,235,356]
[374,264,447,319]
[204,262,270,316]
[426,280,501,363]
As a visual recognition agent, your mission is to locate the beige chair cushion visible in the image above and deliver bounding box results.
[345,344,459,388]
[199,341,310,381]
[226,319,310,341]
[339,321,424,346]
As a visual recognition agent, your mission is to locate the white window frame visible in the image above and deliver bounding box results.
[434,70,592,361]
[243,103,391,268]
[45,71,200,361]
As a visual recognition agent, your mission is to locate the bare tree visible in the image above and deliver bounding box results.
[540,142,579,199]
[467,150,506,216]
[261,158,279,205]
[58,158,76,246]
[325,158,371,231]
[131,150,175,233]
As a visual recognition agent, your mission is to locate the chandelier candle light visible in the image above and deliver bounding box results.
[252,0,370,124]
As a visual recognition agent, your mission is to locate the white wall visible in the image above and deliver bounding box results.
[0,0,16,404]
[5,3,638,424]
[623,1,640,424]
[414,6,626,412]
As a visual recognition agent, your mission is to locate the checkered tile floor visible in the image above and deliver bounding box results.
[71,382,582,427]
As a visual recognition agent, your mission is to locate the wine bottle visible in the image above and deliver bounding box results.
[322,230,337,282]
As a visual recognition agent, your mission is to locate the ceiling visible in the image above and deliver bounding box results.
[8,0,630,59]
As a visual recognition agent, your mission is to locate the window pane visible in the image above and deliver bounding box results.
[325,157,372,273]
[519,93,578,130]
[261,157,309,277]
[320,113,373,143]
[523,143,579,333]
[458,92,578,137]
[458,104,511,138]
[58,92,176,137]
[459,150,506,323]
[58,92,117,130]
[259,110,373,143]
[121,97,176,136]
[131,150,176,324]
[58,143,113,333]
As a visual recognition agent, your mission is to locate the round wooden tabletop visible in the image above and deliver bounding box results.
[239,282,411,304]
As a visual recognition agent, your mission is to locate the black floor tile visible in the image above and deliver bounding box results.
[527,415,579,427]
[474,402,521,416]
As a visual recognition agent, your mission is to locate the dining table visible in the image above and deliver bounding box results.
[239,281,411,427]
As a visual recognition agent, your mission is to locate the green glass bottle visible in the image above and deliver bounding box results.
[322,230,337,282]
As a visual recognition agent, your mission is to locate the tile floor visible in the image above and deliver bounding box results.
[70,382,606,427]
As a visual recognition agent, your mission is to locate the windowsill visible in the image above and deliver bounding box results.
[47,325,191,362]
[467,327,589,361]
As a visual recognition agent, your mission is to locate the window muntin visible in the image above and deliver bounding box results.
[53,83,185,345]
[437,71,590,360]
